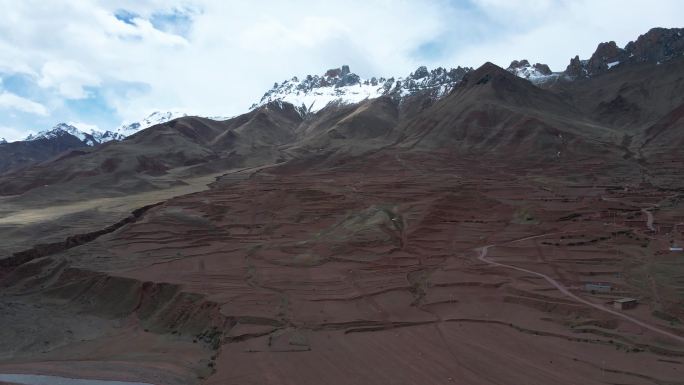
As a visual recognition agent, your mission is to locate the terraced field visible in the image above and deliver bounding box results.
[2,151,684,384]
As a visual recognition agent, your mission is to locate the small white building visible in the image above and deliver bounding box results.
[613,298,638,310]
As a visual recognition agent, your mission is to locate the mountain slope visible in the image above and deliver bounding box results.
[0,129,88,174]
[0,123,127,175]
[4,26,684,385]
[551,56,684,137]
[4,27,684,197]
[392,62,621,160]
[640,102,684,158]
[0,103,301,196]
[116,111,192,137]
[289,96,399,157]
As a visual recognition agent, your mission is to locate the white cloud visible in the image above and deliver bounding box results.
[445,0,684,70]
[0,0,682,135]
[38,60,101,99]
[471,0,558,22]
[0,92,48,116]
[0,125,34,141]
[0,0,452,124]
[67,121,101,133]
[237,16,349,52]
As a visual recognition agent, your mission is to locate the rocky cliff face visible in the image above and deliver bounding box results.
[506,60,557,83]
[564,27,684,78]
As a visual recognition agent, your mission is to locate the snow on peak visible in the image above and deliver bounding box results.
[506,60,559,84]
[0,138,6,144]
[9,110,227,146]
[251,65,472,114]
[116,110,189,136]
[24,123,123,146]
[25,123,83,141]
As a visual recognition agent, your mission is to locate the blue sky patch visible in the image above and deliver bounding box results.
[150,8,196,38]
[114,9,139,25]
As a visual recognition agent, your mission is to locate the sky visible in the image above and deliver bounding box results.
[0,0,682,141]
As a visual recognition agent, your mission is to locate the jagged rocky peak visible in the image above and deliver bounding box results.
[253,64,473,114]
[381,65,469,99]
[564,55,586,77]
[508,60,552,75]
[586,41,627,75]
[564,27,684,78]
[626,27,684,63]
[252,65,384,114]
[325,65,361,87]
[25,123,75,141]
[506,59,554,82]
[400,65,471,89]
[411,65,430,79]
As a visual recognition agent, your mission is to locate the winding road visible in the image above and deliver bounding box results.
[476,239,684,345]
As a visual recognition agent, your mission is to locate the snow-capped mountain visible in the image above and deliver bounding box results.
[24,123,124,146]
[10,27,682,148]
[505,60,560,84]
[0,138,6,144]
[116,111,190,136]
[8,111,215,146]
[252,65,472,114]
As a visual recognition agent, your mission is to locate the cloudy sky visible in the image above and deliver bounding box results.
[0,0,682,141]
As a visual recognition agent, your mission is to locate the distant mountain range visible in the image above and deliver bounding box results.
[24,123,125,146]
[1,27,682,176]
[17,111,193,146]
[4,25,684,385]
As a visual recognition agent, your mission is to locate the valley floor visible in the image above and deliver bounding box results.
[2,151,684,384]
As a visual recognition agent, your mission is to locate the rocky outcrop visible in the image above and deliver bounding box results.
[586,41,627,75]
[506,59,555,83]
[564,27,684,78]
[385,65,471,98]
[626,27,684,63]
[564,55,587,77]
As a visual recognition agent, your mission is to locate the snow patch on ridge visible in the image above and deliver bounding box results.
[9,110,229,145]
[506,60,559,84]
[116,110,189,136]
[24,123,124,146]
[259,81,384,114]
[607,61,620,69]
[252,65,472,114]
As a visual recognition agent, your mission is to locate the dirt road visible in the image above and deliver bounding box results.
[476,241,684,345]
[0,374,152,385]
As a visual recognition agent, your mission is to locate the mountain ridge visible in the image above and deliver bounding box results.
[3,26,684,385]
[2,27,684,184]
